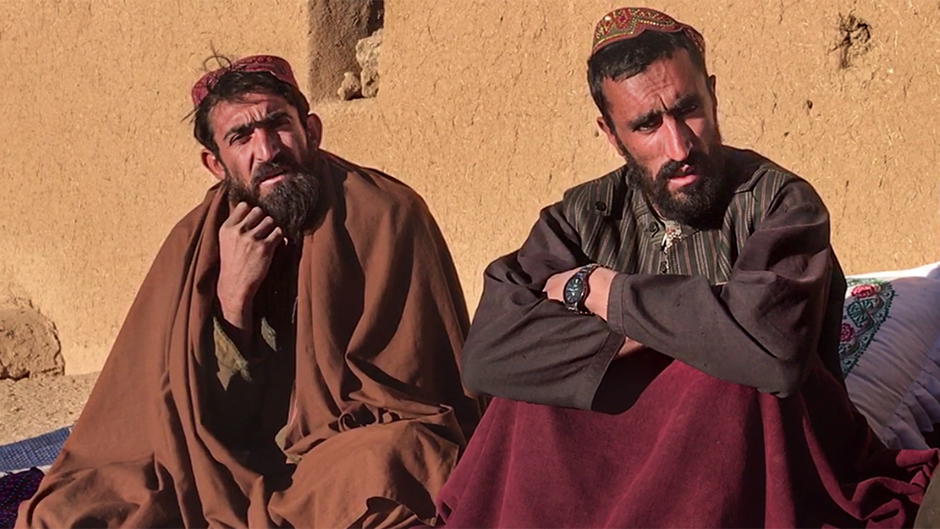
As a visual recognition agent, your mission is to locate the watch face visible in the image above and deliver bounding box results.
[564,276,584,306]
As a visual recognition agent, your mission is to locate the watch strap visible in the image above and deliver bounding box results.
[564,263,600,313]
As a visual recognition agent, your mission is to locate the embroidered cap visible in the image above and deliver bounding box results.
[591,7,705,59]
[191,55,302,107]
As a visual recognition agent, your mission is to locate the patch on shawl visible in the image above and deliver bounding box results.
[840,278,895,376]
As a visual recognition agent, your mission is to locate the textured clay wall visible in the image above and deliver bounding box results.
[3,0,940,374]
[320,0,940,327]
[0,0,312,374]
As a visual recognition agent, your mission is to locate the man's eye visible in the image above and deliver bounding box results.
[636,119,661,132]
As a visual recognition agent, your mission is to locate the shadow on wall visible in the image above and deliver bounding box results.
[306,0,385,102]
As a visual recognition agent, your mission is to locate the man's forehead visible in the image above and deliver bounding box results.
[605,50,706,118]
[210,93,298,130]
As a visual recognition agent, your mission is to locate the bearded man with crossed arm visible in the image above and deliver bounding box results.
[436,8,938,528]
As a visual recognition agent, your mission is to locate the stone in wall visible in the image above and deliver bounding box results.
[338,71,362,101]
[357,29,383,98]
[0,301,64,380]
[307,0,384,101]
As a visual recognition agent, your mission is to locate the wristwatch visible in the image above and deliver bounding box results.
[563,264,600,314]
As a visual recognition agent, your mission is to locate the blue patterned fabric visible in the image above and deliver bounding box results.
[0,427,71,474]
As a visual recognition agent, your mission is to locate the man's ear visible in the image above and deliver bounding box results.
[201,149,226,182]
[597,116,623,154]
[306,113,323,150]
[708,74,718,107]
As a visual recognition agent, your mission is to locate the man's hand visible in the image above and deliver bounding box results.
[544,265,646,358]
[542,267,579,304]
[542,265,617,321]
[616,338,646,359]
[542,266,646,360]
[217,202,283,330]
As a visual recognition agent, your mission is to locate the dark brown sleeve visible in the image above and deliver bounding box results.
[202,315,270,451]
[606,179,834,397]
[460,203,625,410]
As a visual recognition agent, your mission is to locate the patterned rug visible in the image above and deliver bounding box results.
[0,468,43,529]
[0,427,72,528]
[0,427,70,474]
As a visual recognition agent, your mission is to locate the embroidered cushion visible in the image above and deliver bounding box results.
[841,262,940,449]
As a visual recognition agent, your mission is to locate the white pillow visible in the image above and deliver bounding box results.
[842,262,940,449]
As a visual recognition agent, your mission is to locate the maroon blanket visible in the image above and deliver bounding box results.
[438,358,937,527]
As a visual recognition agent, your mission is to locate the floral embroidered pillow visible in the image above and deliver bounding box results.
[840,279,896,377]
[840,274,940,449]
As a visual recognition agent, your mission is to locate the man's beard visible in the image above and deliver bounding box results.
[222,153,321,243]
[621,143,733,229]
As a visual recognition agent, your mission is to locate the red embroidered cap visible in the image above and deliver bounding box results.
[191,55,302,107]
[591,7,705,59]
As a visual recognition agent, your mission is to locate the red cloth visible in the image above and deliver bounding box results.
[438,359,938,527]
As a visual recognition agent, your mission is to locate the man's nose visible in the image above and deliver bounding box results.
[663,119,693,162]
[252,128,282,163]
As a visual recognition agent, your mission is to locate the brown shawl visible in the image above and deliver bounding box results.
[17,152,480,528]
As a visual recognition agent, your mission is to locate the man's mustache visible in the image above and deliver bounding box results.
[251,155,300,188]
[656,151,709,182]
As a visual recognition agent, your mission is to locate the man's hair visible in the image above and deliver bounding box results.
[192,68,311,156]
[588,31,708,129]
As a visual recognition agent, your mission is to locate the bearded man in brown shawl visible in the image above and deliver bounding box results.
[436,8,938,528]
[17,55,481,528]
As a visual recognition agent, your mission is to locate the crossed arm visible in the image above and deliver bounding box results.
[460,180,838,410]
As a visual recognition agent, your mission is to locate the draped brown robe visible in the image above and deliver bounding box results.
[17,152,480,528]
